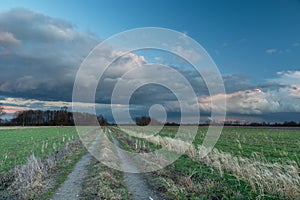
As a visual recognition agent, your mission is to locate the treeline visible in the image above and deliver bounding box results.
[8,107,109,126]
[244,121,300,127]
[219,121,300,127]
[134,116,300,127]
[135,116,162,126]
[165,121,300,127]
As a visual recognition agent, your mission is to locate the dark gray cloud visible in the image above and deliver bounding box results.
[0,8,267,105]
[1,8,299,123]
[0,8,98,101]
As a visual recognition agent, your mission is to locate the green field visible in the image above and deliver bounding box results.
[159,126,300,163]
[1,126,300,199]
[0,127,78,172]
[115,126,300,199]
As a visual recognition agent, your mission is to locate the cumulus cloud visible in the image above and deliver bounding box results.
[272,71,300,86]
[200,71,300,115]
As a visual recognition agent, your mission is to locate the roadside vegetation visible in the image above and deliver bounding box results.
[113,126,300,199]
[0,127,86,199]
[81,158,131,200]
[1,124,299,199]
[0,127,78,172]
[109,127,254,199]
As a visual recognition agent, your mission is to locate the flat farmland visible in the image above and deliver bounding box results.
[0,127,78,172]
[159,126,300,163]
[115,126,300,199]
[1,126,300,199]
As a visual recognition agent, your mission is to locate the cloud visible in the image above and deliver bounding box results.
[171,45,202,62]
[0,8,154,105]
[0,8,84,43]
[199,88,300,115]
[2,105,28,114]
[199,71,300,115]
[265,48,277,55]
[0,31,20,47]
[0,97,111,113]
[273,71,300,86]
[1,8,299,123]
[0,8,100,102]
[0,8,234,110]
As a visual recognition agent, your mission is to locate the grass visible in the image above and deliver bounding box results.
[0,127,78,172]
[80,127,131,199]
[148,155,256,199]
[123,126,300,163]
[0,126,93,199]
[2,125,299,199]
[191,127,300,163]
[114,125,300,199]
[42,143,86,200]
[0,139,87,199]
[81,158,131,200]
[109,126,258,199]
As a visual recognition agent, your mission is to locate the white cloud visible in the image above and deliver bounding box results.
[171,45,202,62]
[199,71,300,114]
[274,71,300,86]
[265,49,277,55]
[200,89,280,114]
[0,97,111,112]
[0,31,20,47]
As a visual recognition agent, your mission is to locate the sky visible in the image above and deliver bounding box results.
[0,0,300,123]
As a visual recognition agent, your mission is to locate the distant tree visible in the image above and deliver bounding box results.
[11,108,108,126]
[135,116,151,126]
[283,121,298,127]
[165,122,179,126]
[59,106,68,125]
[97,115,109,126]
[0,103,5,123]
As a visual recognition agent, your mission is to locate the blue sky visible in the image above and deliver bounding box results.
[0,0,300,122]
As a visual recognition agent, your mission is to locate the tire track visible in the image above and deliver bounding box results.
[109,130,162,200]
[51,131,102,200]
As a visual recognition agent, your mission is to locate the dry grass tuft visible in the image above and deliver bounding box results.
[2,140,81,199]
[137,133,300,199]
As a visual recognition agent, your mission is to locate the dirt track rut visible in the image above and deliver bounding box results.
[110,131,161,200]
